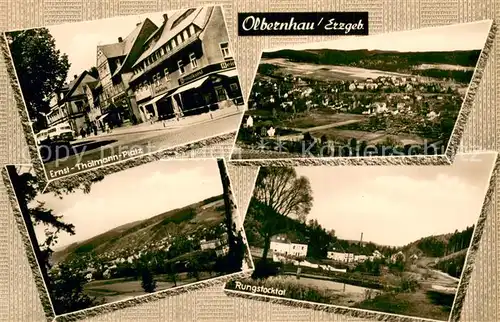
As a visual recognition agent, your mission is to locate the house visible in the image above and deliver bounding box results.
[270,234,308,258]
[200,232,229,257]
[129,7,243,123]
[354,254,368,262]
[327,251,355,263]
[391,251,406,263]
[96,17,159,126]
[46,71,99,134]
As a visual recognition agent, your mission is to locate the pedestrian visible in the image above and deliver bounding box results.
[80,128,86,138]
[93,124,98,136]
[104,123,110,133]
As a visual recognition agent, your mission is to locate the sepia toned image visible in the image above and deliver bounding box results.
[231,20,493,161]
[4,6,245,181]
[225,152,497,321]
[5,159,251,319]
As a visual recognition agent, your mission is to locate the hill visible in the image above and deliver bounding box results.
[261,48,481,83]
[51,195,226,264]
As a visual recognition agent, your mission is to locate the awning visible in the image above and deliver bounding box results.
[216,68,239,78]
[140,91,170,107]
[96,113,109,122]
[171,76,209,96]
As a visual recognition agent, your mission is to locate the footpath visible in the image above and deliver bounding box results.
[74,106,243,142]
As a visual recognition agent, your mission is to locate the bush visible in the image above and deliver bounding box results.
[141,268,157,293]
[252,260,282,279]
[397,276,419,293]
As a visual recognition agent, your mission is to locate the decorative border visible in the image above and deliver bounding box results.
[224,151,499,322]
[3,158,254,321]
[229,20,498,168]
[0,6,245,186]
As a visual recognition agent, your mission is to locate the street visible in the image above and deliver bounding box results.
[43,112,242,179]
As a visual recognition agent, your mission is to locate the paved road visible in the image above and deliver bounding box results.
[43,113,242,179]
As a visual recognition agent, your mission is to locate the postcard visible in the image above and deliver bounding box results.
[225,152,497,321]
[3,6,245,182]
[4,159,252,320]
[230,20,495,165]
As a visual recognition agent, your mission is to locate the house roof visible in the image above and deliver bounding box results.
[271,233,307,245]
[132,7,213,69]
[64,71,98,99]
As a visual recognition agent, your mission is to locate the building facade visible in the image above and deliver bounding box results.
[46,72,99,134]
[270,234,308,258]
[128,6,243,123]
[96,18,158,126]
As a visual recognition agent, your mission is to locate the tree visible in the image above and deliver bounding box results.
[252,167,313,260]
[87,66,99,79]
[141,267,157,293]
[50,263,103,315]
[6,28,70,132]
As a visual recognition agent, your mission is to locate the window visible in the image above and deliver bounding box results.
[189,53,198,68]
[155,72,161,85]
[220,42,231,58]
[215,86,228,101]
[183,30,189,40]
[160,47,165,56]
[171,39,177,49]
[164,68,170,80]
[230,83,239,91]
[178,60,185,74]
[167,42,172,51]
[189,25,195,36]
[177,34,183,45]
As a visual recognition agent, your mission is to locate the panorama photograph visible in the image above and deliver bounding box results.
[5,6,244,180]
[232,20,492,160]
[225,152,496,321]
[7,159,250,317]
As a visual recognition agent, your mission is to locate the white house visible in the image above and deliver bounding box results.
[354,254,368,262]
[327,251,355,263]
[270,234,308,258]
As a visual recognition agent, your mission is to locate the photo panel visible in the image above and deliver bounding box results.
[231,20,495,165]
[3,158,252,320]
[2,5,245,183]
[225,151,498,322]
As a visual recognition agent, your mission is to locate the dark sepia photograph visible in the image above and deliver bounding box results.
[225,152,497,321]
[4,6,245,180]
[6,159,251,318]
[231,20,493,160]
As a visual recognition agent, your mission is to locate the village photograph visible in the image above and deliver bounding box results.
[232,20,492,160]
[225,152,496,321]
[5,6,244,179]
[6,159,250,316]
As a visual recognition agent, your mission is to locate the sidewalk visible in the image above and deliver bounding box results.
[73,105,244,142]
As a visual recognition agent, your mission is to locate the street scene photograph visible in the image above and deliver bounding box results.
[6,159,250,317]
[5,6,245,180]
[225,152,496,321]
[232,20,492,160]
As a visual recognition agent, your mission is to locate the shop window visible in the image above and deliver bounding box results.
[178,60,185,75]
[214,85,228,101]
[189,53,198,68]
[220,42,231,58]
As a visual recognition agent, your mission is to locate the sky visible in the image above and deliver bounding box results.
[264,20,492,53]
[29,159,223,249]
[294,152,496,247]
[44,11,167,83]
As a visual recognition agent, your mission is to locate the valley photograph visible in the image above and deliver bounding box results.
[232,20,492,160]
[225,152,496,321]
[7,159,249,316]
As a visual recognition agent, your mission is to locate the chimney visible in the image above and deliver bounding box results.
[163,14,168,21]
[136,22,141,26]
[360,232,363,244]
[118,37,123,42]
[73,75,78,79]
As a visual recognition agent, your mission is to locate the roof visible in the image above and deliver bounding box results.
[132,7,213,69]
[64,71,98,99]
[97,18,159,76]
[271,233,307,245]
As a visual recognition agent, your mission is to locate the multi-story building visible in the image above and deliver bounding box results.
[270,234,308,258]
[96,18,158,126]
[128,6,243,122]
[46,71,98,134]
